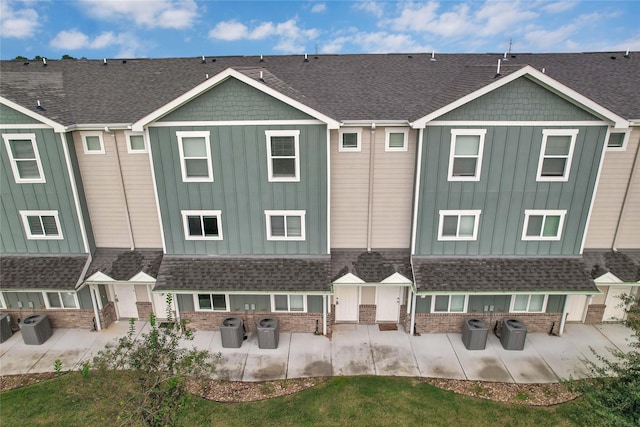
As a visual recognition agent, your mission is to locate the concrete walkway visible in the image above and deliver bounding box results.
[0,321,634,384]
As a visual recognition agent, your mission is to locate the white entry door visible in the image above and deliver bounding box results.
[335,286,359,322]
[152,292,175,320]
[113,284,138,319]
[565,294,588,322]
[603,286,632,321]
[376,286,401,322]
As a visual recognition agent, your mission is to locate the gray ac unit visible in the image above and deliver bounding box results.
[462,318,488,350]
[0,313,13,343]
[20,314,53,345]
[257,318,279,349]
[220,317,244,348]
[500,318,527,350]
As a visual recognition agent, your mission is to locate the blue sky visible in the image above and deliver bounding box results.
[1,1,639,59]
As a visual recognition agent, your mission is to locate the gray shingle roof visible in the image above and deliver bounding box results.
[1,52,638,125]
[86,249,163,281]
[330,250,412,283]
[582,250,640,282]
[155,256,332,292]
[0,255,88,291]
[412,257,597,293]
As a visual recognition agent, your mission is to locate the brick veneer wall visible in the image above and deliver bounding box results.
[1,308,98,330]
[136,302,153,320]
[413,312,563,334]
[584,304,606,324]
[359,304,376,324]
[180,310,326,334]
[98,302,117,329]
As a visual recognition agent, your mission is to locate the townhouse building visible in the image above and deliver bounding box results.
[1,52,638,336]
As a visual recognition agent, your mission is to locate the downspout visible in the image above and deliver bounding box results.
[366,123,376,252]
[613,130,640,250]
[327,127,331,254]
[108,128,135,250]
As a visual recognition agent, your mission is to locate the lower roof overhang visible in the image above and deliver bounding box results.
[0,255,90,292]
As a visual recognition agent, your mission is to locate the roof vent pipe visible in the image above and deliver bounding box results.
[205,73,209,79]
[259,71,264,81]
[304,53,308,62]
[542,67,546,74]
[496,59,501,75]
[430,51,436,61]
[503,52,508,61]
[624,49,630,58]
[260,54,264,62]
[36,100,45,111]
[103,58,107,66]
[201,55,206,64]
[42,58,47,66]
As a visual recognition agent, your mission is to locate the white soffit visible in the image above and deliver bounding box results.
[333,272,366,284]
[380,272,412,284]
[130,271,156,282]
[85,271,115,282]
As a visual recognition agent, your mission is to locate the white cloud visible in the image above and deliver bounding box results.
[50,29,145,57]
[540,1,577,14]
[322,31,429,54]
[311,3,326,13]
[79,0,198,29]
[50,30,90,50]
[209,18,319,54]
[0,1,39,38]
[524,24,577,50]
[353,1,385,18]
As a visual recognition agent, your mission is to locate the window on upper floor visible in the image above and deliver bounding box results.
[81,132,105,154]
[272,294,306,312]
[537,129,578,181]
[177,131,213,182]
[195,293,228,311]
[126,131,147,153]
[522,210,566,241]
[2,133,45,183]
[266,130,300,181]
[45,291,78,309]
[265,210,306,241]
[448,129,486,181]
[182,210,222,240]
[20,210,63,240]
[433,295,466,313]
[385,129,408,152]
[606,129,630,151]
[339,129,362,152]
[438,210,481,241]
[511,294,547,313]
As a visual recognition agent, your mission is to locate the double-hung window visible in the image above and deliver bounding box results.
[511,294,547,313]
[522,210,566,241]
[385,129,408,151]
[433,295,466,313]
[45,291,78,309]
[266,130,300,181]
[272,294,306,312]
[126,132,147,153]
[265,210,305,241]
[177,131,213,182]
[448,129,486,181]
[81,132,105,154]
[339,129,361,152]
[438,210,480,241]
[182,210,222,240]
[195,294,228,311]
[537,129,577,181]
[3,133,45,183]
[20,210,63,240]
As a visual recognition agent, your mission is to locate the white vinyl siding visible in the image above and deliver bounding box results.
[265,210,306,241]
[20,210,63,240]
[522,210,566,241]
[266,130,300,182]
[511,294,547,313]
[177,131,213,182]
[438,210,481,241]
[81,132,105,154]
[339,129,362,152]
[271,294,306,312]
[2,133,45,183]
[432,295,467,313]
[385,129,408,151]
[126,132,147,153]
[182,210,222,240]
[537,129,578,181]
[448,129,486,181]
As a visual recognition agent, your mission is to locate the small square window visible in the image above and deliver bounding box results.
[126,132,147,153]
[537,129,578,181]
[606,130,629,151]
[448,130,486,181]
[522,210,566,241]
[20,210,63,240]
[2,134,45,183]
[385,129,408,151]
[265,210,306,241]
[182,210,223,240]
[266,130,300,182]
[438,210,481,241]
[339,129,362,152]
[81,132,105,154]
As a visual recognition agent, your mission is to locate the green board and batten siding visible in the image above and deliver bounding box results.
[415,77,608,256]
[0,121,87,254]
[0,104,42,125]
[150,77,328,255]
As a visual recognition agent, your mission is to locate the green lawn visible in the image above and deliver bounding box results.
[0,374,597,427]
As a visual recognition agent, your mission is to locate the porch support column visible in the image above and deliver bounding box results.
[323,295,328,336]
[410,289,417,335]
[558,294,569,336]
[90,285,102,332]
[173,294,181,324]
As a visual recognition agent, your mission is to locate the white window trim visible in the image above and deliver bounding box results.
[510,294,548,313]
[265,210,306,241]
[385,128,409,152]
[176,130,213,182]
[193,293,230,312]
[522,209,566,241]
[181,210,223,240]
[437,209,481,241]
[338,128,362,152]
[266,130,300,182]
[81,131,105,154]
[431,294,468,313]
[43,291,79,310]
[2,133,46,183]
[125,131,147,153]
[271,294,307,312]
[606,129,630,152]
[19,210,63,240]
[536,129,578,182]
[0,292,7,309]
[447,129,486,182]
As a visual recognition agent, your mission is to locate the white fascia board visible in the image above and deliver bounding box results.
[132,68,340,131]
[333,272,366,284]
[380,272,412,284]
[415,289,602,296]
[0,96,66,132]
[85,271,115,282]
[412,66,629,129]
[130,271,156,282]
[594,272,622,284]
[66,123,132,131]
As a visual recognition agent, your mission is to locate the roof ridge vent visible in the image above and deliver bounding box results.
[430,51,436,62]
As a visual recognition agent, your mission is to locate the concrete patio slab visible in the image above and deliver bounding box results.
[368,325,419,377]
[29,328,99,373]
[594,323,636,353]
[487,335,557,383]
[409,334,466,380]
[287,333,332,378]
[331,324,375,376]
[448,333,513,383]
[242,332,291,382]
[0,328,67,374]
[527,329,590,380]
